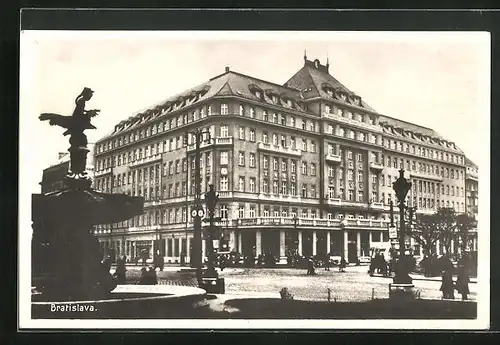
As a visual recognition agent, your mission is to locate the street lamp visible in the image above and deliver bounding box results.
[204,184,220,278]
[391,169,413,285]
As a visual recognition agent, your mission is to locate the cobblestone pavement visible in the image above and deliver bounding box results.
[120,265,477,302]
[217,266,478,302]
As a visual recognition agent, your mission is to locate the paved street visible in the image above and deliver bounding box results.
[117,265,477,302]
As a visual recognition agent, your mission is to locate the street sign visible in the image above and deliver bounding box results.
[388,226,398,239]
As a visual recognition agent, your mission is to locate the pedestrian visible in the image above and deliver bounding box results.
[113,255,127,284]
[306,257,316,275]
[339,257,347,272]
[324,254,330,271]
[440,268,455,299]
[455,265,470,301]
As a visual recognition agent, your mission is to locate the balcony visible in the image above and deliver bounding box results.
[257,142,302,157]
[325,153,342,163]
[129,153,163,168]
[217,191,233,199]
[187,137,234,152]
[258,193,318,205]
[410,171,444,182]
[128,225,162,232]
[466,173,478,182]
[326,198,342,206]
[215,137,233,146]
[94,167,112,177]
[369,201,385,210]
[369,161,384,171]
[324,112,383,133]
[341,218,389,229]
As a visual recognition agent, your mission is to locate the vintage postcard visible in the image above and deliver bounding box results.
[19,30,490,330]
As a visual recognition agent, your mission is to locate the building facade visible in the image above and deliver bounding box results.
[40,146,96,194]
[465,158,479,252]
[92,57,470,264]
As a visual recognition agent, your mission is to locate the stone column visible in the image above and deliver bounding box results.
[202,238,206,261]
[436,240,440,256]
[343,230,348,261]
[298,231,303,256]
[256,230,262,256]
[230,230,236,252]
[186,237,190,259]
[237,232,242,253]
[326,231,331,254]
[368,231,373,249]
[312,231,317,256]
[151,240,155,258]
[356,231,361,257]
[280,230,286,257]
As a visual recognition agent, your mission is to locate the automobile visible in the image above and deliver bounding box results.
[358,256,372,264]
[329,255,342,266]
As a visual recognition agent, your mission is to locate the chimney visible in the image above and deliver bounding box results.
[225,66,230,73]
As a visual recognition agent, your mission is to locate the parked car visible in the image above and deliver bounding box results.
[358,256,371,264]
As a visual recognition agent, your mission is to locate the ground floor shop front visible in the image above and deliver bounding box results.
[98,227,397,264]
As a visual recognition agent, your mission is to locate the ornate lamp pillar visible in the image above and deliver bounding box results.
[392,169,413,285]
[204,184,220,278]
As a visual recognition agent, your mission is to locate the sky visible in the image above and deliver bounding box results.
[20,31,490,195]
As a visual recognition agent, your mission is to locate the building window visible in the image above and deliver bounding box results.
[250,108,255,118]
[273,180,279,194]
[281,135,286,147]
[250,178,256,193]
[220,152,229,165]
[263,132,268,143]
[311,141,316,152]
[263,156,269,169]
[291,160,296,173]
[239,177,245,192]
[311,185,316,198]
[273,158,278,171]
[239,127,245,140]
[249,129,255,142]
[348,190,354,201]
[263,111,268,121]
[220,125,229,138]
[263,179,269,193]
[273,134,278,146]
[239,152,245,166]
[239,104,244,116]
[220,176,228,191]
[302,184,307,198]
[290,182,296,196]
[249,206,256,218]
[220,204,228,219]
[281,160,287,172]
[238,206,245,218]
[311,163,316,176]
[302,139,307,151]
[302,162,307,175]
[291,117,296,127]
[325,105,331,113]
[328,186,335,199]
[272,113,277,123]
[263,208,269,217]
[207,105,212,115]
[249,153,256,167]
[281,181,287,195]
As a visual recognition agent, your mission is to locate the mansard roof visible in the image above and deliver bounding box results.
[284,58,376,111]
[97,58,464,155]
[465,157,478,169]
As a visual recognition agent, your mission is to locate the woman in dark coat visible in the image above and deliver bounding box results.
[456,265,470,300]
[440,268,455,299]
[339,257,347,272]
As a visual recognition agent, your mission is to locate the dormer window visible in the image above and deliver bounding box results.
[272,95,278,103]
[255,91,261,98]
[287,99,292,107]
[221,103,228,115]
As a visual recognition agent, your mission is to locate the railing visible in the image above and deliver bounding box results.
[324,112,383,133]
[341,218,388,228]
[215,137,233,145]
[187,137,234,152]
[128,153,163,168]
[258,193,319,205]
[217,191,233,198]
[94,167,112,177]
[257,142,302,157]
[325,153,342,163]
[410,171,444,182]
[369,201,385,210]
[369,161,384,171]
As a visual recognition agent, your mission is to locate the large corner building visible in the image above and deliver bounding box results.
[92,56,476,264]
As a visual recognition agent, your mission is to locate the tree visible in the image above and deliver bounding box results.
[435,207,457,255]
[456,213,477,254]
[410,213,441,256]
